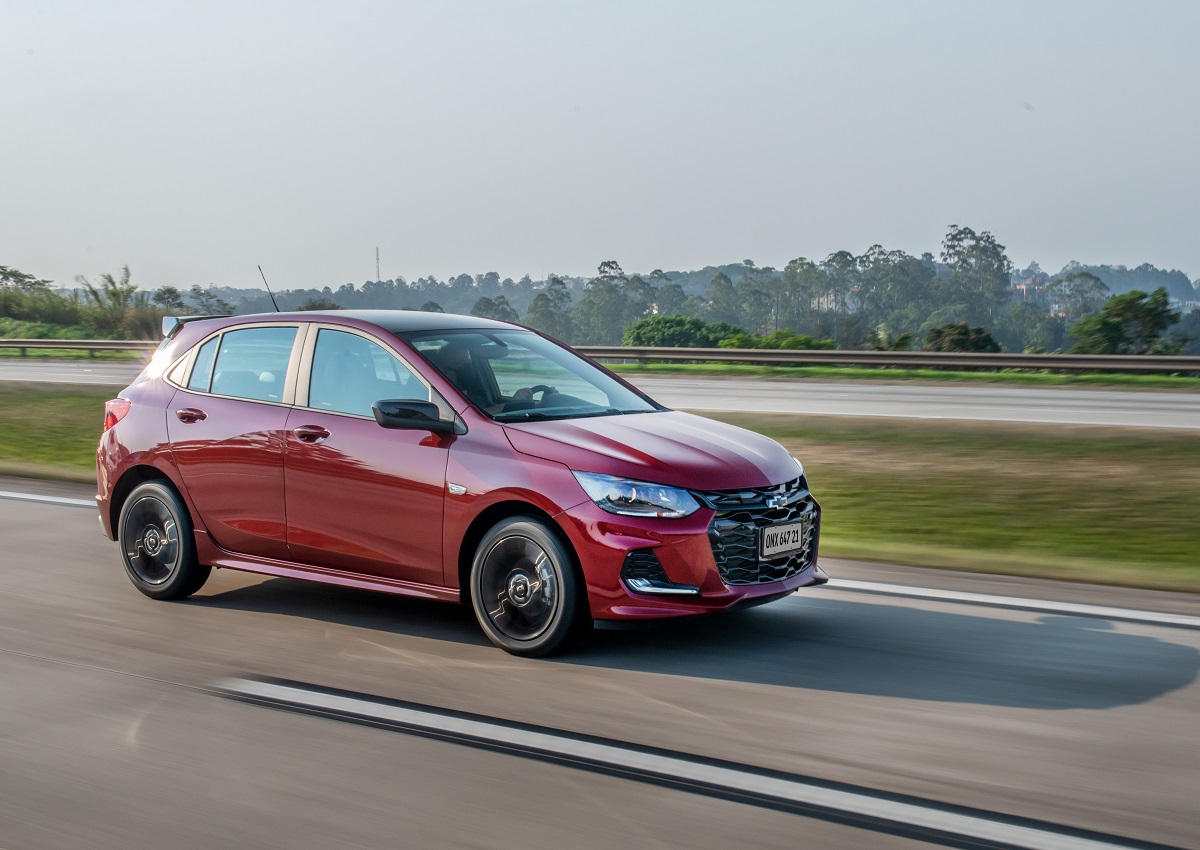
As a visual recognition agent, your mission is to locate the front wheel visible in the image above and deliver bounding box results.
[118,481,210,600]
[469,517,588,657]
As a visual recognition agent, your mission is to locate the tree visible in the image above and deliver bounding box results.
[620,274,656,328]
[1170,309,1200,355]
[865,324,915,351]
[993,302,1065,353]
[820,251,858,314]
[420,301,444,313]
[188,285,233,314]
[938,225,1014,321]
[470,295,519,323]
[623,316,744,348]
[923,322,1002,353]
[298,296,342,311]
[0,265,52,291]
[704,272,741,325]
[780,257,823,328]
[524,276,573,341]
[1069,287,1179,354]
[654,282,687,316]
[596,260,626,282]
[77,266,159,338]
[571,278,625,344]
[152,286,188,311]
[1046,271,1109,324]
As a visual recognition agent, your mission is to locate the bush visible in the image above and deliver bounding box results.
[623,315,744,348]
[923,323,1001,353]
[718,329,836,350]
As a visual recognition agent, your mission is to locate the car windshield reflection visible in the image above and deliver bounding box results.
[402,329,661,422]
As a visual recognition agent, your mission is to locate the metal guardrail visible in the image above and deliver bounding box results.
[576,346,1200,373]
[0,339,156,357]
[0,338,1197,373]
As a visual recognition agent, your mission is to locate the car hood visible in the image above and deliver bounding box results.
[502,410,797,492]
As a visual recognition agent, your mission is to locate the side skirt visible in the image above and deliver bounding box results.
[194,530,461,604]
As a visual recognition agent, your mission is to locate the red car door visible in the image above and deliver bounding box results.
[283,327,449,587]
[167,325,300,561]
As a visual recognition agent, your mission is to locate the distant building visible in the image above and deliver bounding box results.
[1013,272,1050,305]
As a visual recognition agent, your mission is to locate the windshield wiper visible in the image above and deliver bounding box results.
[496,408,621,422]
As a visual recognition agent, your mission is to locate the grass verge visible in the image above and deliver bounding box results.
[1,382,1195,591]
[608,361,1200,390]
[0,383,118,483]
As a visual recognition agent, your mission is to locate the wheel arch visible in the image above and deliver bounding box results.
[109,465,177,536]
[456,500,579,608]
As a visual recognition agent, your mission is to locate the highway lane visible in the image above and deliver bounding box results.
[636,376,1200,430]
[1,483,1198,847]
[3,358,1199,428]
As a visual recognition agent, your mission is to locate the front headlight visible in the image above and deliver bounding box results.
[572,471,701,518]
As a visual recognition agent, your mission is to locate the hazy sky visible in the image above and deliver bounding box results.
[3,1,1198,291]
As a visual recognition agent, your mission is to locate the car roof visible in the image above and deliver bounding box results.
[228,309,521,334]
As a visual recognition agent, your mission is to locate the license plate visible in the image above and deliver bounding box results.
[759,521,807,560]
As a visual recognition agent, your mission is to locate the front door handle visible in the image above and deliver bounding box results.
[175,408,207,423]
[292,424,331,443]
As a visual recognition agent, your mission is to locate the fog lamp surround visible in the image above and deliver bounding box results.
[572,471,701,519]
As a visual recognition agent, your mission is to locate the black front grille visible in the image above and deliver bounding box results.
[696,476,820,586]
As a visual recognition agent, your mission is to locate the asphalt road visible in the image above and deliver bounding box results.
[1,480,1197,848]
[3,359,1199,428]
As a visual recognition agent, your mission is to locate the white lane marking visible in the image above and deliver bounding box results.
[0,490,96,509]
[824,579,1200,630]
[216,677,1146,850]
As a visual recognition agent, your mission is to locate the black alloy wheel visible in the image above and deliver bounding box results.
[470,517,587,657]
[118,481,210,600]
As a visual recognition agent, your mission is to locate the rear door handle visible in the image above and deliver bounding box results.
[292,425,331,443]
[175,408,207,423]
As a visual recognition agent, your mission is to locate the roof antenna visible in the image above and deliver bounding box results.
[257,265,281,312]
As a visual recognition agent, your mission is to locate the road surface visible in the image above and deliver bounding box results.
[2,359,1198,429]
[1,478,1197,848]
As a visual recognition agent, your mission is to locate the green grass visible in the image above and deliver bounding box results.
[1,382,1196,591]
[608,361,1200,390]
[0,383,119,482]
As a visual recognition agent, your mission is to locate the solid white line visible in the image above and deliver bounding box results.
[0,490,95,509]
[216,678,1142,850]
[824,579,1200,629]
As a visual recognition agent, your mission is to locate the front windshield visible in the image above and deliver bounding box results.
[405,329,662,422]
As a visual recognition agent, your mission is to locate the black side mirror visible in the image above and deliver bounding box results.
[372,400,459,435]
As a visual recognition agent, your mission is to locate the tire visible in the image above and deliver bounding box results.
[117,481,210,601]
[469,517,588,657]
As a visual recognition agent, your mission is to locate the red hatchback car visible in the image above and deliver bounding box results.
[97,311,826,655]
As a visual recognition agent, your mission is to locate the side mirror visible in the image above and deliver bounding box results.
[372,400,459,435]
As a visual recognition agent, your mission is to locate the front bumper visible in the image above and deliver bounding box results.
[556,498,825,620]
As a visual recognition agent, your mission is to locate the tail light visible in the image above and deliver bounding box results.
[104,398,132,432]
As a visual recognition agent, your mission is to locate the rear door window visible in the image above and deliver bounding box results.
[209,327,298,403]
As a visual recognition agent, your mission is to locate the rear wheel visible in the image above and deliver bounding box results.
[469,517,588,657]
[118,481,210,600]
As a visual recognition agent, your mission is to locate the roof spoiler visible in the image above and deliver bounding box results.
[161,315,231,339]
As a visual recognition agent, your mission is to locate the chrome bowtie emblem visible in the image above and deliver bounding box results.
[767,495,785,510]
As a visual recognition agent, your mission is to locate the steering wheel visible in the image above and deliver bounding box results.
[530,385,555,397]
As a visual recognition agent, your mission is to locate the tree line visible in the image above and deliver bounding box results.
[3,223,1197,355]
